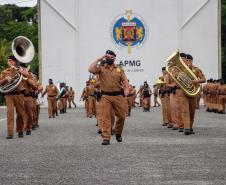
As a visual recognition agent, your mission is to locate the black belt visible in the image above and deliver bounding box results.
[4,90,24,95]
[126,94,133,97]
[24,94,32,97]
[102,91,123,96]
[24,92,36,97]
[48,95,56,97]
[171,86,180,89]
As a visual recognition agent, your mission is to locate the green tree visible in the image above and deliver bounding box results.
[3,4,29,22]
[21,6,37,23]
[0,4,38,75]
[0,39,10,73]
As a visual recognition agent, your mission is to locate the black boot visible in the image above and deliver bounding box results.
[167,124,173,128]
[184,129,191,135]
[6,135,13,139]
[190,128,195,134]
[178,128,184,132]
[115,134,122,142]
[97,129,102,134]
[173,127,178,130]
[102,140,110,145]
[26,130,31,135]
[32,125,36,130]
[18,132,24,138]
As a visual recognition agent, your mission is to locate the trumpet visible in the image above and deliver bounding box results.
[155,78,165,88]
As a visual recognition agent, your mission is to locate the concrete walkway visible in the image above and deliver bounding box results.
[0,107,225,185]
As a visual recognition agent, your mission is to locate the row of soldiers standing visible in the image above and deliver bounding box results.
[158,53,206,135]
[203,79,226,114]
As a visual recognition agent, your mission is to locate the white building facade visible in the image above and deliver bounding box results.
[40,0,220,105]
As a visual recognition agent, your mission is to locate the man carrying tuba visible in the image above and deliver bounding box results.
[175,54,206,135]
[0,55,29,139]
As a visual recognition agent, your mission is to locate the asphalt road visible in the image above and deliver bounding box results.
[0,106,226,185]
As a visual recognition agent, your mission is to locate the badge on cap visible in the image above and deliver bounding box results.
[116,68,121,73]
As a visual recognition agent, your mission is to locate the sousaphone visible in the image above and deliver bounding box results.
[0,36,35,94]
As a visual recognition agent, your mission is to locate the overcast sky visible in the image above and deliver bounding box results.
[0,0,37,7]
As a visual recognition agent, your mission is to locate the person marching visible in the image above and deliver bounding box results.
[89,50,129,145]
[217,79,226,114]
[206,78,214,112]
[159,67,172,127]
[33,74,43,128]
[178,54,206,135]
[87,81,96,118]
[153,85,160,107]
[167,74,180,130]
[80,81,90,117]
[94,82,103,133]
[62,85,69,113]
[142,81,152,112]
[132,86,137,107]
[68,87,77,108]
[136,85,144,107]
[0,55,29,139]
[20,64,39,135]
[125,84,134,116]
[57,82,67,114]
[42,79,59,118]
[166,53,187,131]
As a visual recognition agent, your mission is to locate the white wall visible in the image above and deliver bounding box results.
[40,0,219,105]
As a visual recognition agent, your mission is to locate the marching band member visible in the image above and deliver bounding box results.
[21,66,39,134]
[80,81,90,117]
[34,75,43,127]
[68,87,77,108]
[153,85,160,107]
[178,54,206,135]
[42,79,59,118]
[0,55,29,139]
[142,81,152,112]
[159,67,172,127]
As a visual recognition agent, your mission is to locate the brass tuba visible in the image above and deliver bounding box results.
[166,50,201,97]
[0,36,35,94]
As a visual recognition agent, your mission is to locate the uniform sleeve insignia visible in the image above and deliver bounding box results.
[116,68,121,73]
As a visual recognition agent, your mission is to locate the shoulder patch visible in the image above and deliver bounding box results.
[116,68,121,73]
